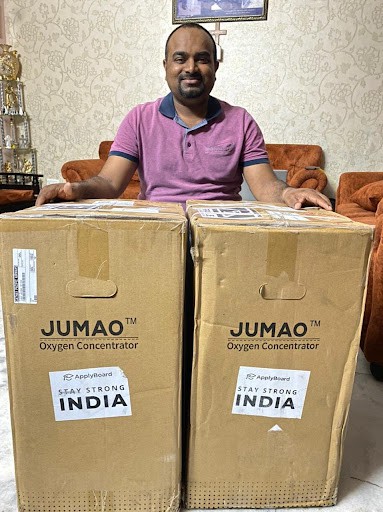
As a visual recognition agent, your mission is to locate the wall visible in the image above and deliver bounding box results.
[4,0,383,197]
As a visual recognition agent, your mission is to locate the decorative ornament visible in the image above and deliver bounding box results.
[3,161,12,173]
[0,44,21,81]
[21,158,33,173]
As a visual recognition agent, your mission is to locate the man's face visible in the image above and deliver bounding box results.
[164,28,218,104]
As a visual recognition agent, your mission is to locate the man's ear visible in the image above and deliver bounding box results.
[215,60,219,72]
[163,59,167,70]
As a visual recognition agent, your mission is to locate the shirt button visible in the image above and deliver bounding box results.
[187,142,191,147]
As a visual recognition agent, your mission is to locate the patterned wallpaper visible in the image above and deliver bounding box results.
[4,0,383,197]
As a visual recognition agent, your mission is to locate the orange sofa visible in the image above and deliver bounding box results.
[0,173,42,213]
[336,172,383,380]
[61,141,327,198]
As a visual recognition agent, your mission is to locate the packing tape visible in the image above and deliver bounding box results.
[66,223,117,298]
[266,231,297,280]
[262,231,306,300]
[77,223,109,280]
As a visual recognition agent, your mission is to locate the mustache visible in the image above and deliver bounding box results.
[178,73,202,81]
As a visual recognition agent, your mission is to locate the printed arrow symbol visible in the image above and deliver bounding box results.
[268,424,283,432]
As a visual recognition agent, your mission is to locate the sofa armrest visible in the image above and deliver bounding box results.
[287,168,327,192]
[61,159,105,182]
[336,172,383,207]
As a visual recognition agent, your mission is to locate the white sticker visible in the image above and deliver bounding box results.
[92,200,135,207]
[35,203,101,210]
[13,249,37,304]
[232,366,310,419]
[196,207,261,219]
[268,211,309,222]
[34,200,136,211]
[49,366,132,421]
[109,207,160,214]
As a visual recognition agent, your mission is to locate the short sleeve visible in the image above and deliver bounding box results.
[240,112,269,167]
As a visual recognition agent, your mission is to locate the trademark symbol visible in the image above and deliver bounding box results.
[310,320,320,327]
[126,317,137,325]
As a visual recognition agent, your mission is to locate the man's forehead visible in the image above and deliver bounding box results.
[167,28,214,53]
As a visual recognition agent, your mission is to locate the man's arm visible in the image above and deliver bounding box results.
[243,163,332,210]
[36,156,138,206]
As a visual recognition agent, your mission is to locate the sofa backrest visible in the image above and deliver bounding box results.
[265,144,324,181]
[99,141,113,161]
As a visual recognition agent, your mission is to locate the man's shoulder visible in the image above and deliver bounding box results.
[121,97,166,125]
[130,97,164,113]
[215,98,254,121]
[217,98,248,113]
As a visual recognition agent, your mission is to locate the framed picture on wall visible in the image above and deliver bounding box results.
[173,0,268,24]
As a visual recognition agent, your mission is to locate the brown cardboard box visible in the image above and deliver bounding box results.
[185,201,373,509]
[0,200,187,512]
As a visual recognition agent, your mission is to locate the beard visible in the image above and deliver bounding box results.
[178,74,205,98]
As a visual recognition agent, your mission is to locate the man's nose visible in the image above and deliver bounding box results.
[184,57,198,73]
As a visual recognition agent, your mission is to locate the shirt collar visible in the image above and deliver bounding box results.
[159,92,222,122]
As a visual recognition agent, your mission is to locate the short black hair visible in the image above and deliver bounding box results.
[165,23,217,63]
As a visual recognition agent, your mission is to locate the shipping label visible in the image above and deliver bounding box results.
[232,366,310,419]
[13,248,37,304]
[49,366,132,421]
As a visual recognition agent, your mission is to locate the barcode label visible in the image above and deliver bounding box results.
[13,249,37,304]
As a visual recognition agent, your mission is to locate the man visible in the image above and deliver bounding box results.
[36,23,332,211]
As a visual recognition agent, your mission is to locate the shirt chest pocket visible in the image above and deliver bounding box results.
[198,141,239,184]
[204,142,235,157]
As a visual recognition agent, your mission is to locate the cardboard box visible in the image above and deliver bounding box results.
[0,200,187,512]
[185,201,373,509]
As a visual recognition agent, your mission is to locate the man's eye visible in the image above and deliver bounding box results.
[174,57,184,63]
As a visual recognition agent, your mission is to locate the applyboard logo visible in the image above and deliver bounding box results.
[49,367,132,422]
[232,366,310,419]
[245,372,291,382]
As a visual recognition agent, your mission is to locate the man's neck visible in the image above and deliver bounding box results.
[173,97,209,128]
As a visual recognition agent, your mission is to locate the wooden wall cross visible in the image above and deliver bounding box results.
[209,22,227,62]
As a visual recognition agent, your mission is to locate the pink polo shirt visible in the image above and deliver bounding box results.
[110,93,269,204]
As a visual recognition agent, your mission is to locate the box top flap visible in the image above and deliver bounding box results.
[186,200,374,233]
[0,199,186,222]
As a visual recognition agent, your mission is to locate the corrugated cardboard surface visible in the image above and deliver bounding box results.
[185,201,373,509]
[0,200,187,512]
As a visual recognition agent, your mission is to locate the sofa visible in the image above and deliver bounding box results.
[0,173,42,213]
[61,141,328,198]
[336,172,383,380]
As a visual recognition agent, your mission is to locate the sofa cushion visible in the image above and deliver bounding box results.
[350,180,383,212]
[0,189,34,205]
[336,203,377,225]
